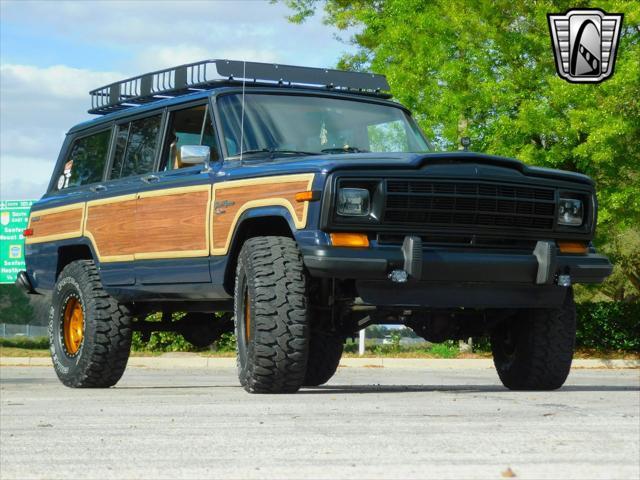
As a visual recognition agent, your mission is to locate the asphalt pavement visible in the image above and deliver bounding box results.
[1,365,638,479]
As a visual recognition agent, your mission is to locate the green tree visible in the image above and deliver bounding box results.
[0,285,34,325]
[282,0,640,300]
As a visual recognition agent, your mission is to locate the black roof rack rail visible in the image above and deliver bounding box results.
[88,59,391,115]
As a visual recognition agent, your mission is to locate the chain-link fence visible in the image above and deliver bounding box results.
[0,323,48,338]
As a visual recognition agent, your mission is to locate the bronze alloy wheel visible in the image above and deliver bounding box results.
[50,260,133,388]
[62,295,84,355]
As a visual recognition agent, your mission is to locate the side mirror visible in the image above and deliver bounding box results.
[180,145,212,172]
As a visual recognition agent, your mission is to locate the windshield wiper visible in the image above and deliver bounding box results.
[320,146,369,154]
[238,148,320,158]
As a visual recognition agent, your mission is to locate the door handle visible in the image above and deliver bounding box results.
[141,175,160,184]
[90,184,107,192]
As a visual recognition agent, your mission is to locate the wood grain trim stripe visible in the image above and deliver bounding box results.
[137,184,210,199]
[210,173,314,256]
[134,185,211,261]
[85,195,137,262]
[26,204,85,245]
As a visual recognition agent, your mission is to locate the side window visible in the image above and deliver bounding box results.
[160,105,219,171]
[56,129,111,190]
[110,114,162,179]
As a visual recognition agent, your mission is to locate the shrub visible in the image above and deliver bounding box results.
[131,331,201,352]
[0,336,49,349]
[576,302,640,352]
[214,332,237,352]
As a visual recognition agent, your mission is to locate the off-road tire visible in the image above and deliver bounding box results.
[304,333,344,386]
[491,289,576,390]
[234,236,310,393]
[49,260,132,388]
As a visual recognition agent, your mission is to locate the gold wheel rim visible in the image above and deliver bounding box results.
[244,288,251,343]
[63,297,84,354]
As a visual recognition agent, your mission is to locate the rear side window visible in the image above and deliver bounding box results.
[56,129,111,190]
[110,114,162,179]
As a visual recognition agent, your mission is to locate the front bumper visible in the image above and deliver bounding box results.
[302,238,612,308]
[302,239,612,285]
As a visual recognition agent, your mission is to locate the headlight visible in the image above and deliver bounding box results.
[337,188,370,216]
[558,198,583,226]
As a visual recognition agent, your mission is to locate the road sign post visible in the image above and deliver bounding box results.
[0,200,34,284]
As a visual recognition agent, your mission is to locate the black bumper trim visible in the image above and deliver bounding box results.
[354,281,568,308]
[302,245,612,285]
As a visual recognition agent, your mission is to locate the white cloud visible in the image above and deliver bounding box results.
[0,64,120,99]
[0,155,56,201]
[0,64,123,200]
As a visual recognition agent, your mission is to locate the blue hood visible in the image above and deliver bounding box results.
[221,151,594,186]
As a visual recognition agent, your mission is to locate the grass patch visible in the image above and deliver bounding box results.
[0,336,49,349]
[0,346,50,357]
[0,336,636,361]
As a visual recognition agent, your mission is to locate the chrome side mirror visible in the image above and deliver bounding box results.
[180,145,212,172]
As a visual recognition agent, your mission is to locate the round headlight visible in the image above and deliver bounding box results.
[337,188,370,216]
[558,198,583,226]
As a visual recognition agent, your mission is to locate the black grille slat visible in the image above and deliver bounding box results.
[383,179,556,231]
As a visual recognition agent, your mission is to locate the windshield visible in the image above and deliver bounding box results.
[217,93,430,157]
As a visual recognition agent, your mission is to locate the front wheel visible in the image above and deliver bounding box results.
[304,333,344,386]
[49,260,132,388]
[491,289,576,390]
[234,236,310,393]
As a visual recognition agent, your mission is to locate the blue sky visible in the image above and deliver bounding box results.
[0,0,354,199]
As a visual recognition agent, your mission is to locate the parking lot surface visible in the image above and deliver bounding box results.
[1,365,638,480]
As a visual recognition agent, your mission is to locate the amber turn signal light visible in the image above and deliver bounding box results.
[557,241,588,254]
[295,191,319,202]
[330,233,369,248]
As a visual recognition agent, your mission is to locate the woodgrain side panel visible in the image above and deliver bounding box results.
[85,199,137,261]
[135,189,210,259]
[26,205,84,244]
[211,174,314,255]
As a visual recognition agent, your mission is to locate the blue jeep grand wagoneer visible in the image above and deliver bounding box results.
[17,60,612,393]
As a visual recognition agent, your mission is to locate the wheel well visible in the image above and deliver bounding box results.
[223,216,294,292]
[56,244,93,279]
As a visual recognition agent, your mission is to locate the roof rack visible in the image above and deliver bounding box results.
[88,59,391,115]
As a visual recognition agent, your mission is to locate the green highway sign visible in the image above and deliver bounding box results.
[1,200,34,284]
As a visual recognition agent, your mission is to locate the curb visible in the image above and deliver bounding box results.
[1,356,637,369]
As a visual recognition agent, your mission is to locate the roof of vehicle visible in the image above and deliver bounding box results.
[67,60,393,135]
[68,85,407,135]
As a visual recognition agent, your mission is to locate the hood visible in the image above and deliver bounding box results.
[223,151,594,186]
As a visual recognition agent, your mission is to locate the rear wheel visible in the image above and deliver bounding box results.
[491,289,576,390]
[304,333,344,386]
[49,260,132,388]
[234,236,310,393]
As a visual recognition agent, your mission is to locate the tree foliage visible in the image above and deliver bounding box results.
[283,0,639,300]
